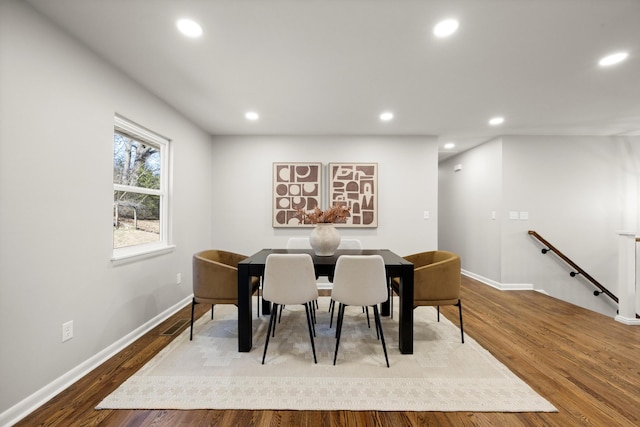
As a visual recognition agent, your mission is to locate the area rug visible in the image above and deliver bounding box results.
[97,297,556,412]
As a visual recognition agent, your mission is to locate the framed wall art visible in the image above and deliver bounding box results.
[328,162,378,228]
[272,162,322,227]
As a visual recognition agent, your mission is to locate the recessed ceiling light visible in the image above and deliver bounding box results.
[598,51,629,67]
[444,142,456,149]
[379,112,394,121]
[245,111,259,121]
[433,19,459,38]
[489,116,505,126]
[176,19,203,38]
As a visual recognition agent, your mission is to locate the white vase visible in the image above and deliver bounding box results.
[309,223,341,256]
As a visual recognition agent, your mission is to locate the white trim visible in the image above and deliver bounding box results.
[113,183,161,196]
[114,114,169,145]
[462,269,534,291]
[614,315,640,326]
[464,271,640,323]
[111,244,176,265]
[0,296,191,427]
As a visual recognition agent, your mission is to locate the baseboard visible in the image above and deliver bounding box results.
[462,270,534,291]
[615,315,640,326]
[0,295,192,427]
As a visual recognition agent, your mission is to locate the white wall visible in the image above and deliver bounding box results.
[439,135,640,316]
[0,1,213,418]
[439,138,503,281]
[209,136,439,257]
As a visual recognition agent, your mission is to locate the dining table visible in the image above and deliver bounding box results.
[237,248,414,354]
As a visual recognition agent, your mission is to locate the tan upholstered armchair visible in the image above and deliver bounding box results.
[392,250,464,343]
[190,250,259,340]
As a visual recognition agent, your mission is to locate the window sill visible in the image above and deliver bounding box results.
[111,244,176,266]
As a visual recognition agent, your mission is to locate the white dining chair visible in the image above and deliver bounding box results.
[261,253,319,364]
[331,255,390,367]
[328,239,365,326]
[286,236,320,311]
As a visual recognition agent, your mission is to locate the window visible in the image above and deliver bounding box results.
[112,115,171,260]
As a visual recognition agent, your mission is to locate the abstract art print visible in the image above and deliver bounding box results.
[328,162,378,227]
[273,162,322,227]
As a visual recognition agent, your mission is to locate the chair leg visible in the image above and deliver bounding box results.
[388,277,394,319]
[262,303,278,364]
[304,303,318,363]
[333,303,346,365]
[312,301,317,325]
[329,299,336,328]
[334,302,341,338]
[272,306,280,337]
[437,306,440,322]
[365,306,371,328]
[308,302,316,337]
[373,305,390,367]
[257,278,261,318]
[457,299,465,343]
[211,304,214,319]
[373,305,379,340]
[190,298,196,341]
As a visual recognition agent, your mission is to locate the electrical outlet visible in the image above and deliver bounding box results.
[176,273,182,284]
[423,211,430,220]
[62,321,73,342]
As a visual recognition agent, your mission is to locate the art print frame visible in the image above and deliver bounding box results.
[328,162,378,228]
[272,162,322,228]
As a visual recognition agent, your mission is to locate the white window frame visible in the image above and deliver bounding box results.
[112,115,174,263]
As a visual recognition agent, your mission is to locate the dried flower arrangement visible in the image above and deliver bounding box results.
[295,204,351,224]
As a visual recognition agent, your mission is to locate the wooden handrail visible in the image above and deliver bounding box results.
[528,230,618,303]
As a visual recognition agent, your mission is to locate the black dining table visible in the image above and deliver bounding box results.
[237,248,414,354]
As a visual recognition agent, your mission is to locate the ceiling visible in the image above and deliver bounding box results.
[26,0,640,160]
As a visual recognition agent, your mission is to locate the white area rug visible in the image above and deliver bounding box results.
[97,297,556,412]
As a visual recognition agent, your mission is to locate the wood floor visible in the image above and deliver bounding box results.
[16,276,640,426]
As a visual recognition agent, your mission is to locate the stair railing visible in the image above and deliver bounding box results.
[528,230,618,302]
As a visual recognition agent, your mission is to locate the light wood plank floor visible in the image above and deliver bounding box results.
[15,276,640,426]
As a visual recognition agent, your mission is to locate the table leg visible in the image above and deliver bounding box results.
[398,265,414,354]
[381,276,391,316]
[262,292,271,315]
[238,265,253,352]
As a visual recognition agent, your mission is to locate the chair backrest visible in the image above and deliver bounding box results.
[405,250,461,303]
[338,239,363,250]
[331,255,387,306]
[192,250,246,301]
[263,253,319,305]
[286,237,311,249]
